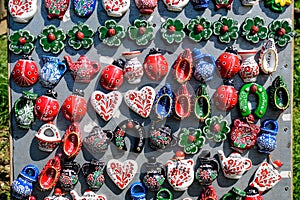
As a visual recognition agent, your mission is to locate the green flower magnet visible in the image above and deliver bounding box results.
[39,25,66,54]
[67,22,95,50]
[203,115,230,142]
[242,16,268,44]
[186,16,212,42]
[98,20,126,47]
[161,18,185,44]
[213,16,239,44]
[268,19,295,47]
[265,0,291,13]
[128,19,155,46]
[178,128,205,155]
[9,30,36,55]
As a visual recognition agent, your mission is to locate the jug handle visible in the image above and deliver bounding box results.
[21,165,39,180]
[81,163,89,175]
[92,62,101,73]
[58,62,67,73]
[244,158,252,170]
[73,162,81,174]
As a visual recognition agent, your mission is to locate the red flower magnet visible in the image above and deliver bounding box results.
[62,89,87,122]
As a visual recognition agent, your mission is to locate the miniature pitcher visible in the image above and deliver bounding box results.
[8,0,38,23]
[142,157,165,191]
[239,50,259,83]
[73,0,96,17]
[256,119,278,154]
[58,161,80,192]
[192,48,216,82]
[12,165,39,199]
[40,56,67,88]
[218,150,252,179]
[82,160,106,191]
[122,51,144,84]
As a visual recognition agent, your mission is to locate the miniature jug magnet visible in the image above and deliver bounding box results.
[82,160,105,191]
[135,0,158,14]
[62,89,87,122]
[173,48,193,84]
[44,0,70,19]
[192,48,216,82]
[35,122,61,152]
[44,188,70,200]
[102,0,130,17]
[70,190,107,200]
[40,56,67,88]
[142,157,165,191]
[64,55,101,83]
[216,47,241,79]
[191,0,210,10]
[239,50,259,83]
[62,122,82,159]
[153,84,174,120]
[244,188,263,200]
[12,165,39,199]
[222,187,246,200]
[163,0,189,11]
[12,56,39,87]
[149,125,172,150]
[259,39,278,74]
[200,185,218,200]
[38,156,61,191]
[8,0,37,23]
[256,119,278,154]
[122,51,144,84]
[58,162,80,192]
[130,182,146,200]
[73,0,96,17]
[156,188,173,200]
[14,91,38,129]
[218,150,252,179]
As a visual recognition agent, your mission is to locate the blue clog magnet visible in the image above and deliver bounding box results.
[256,119,278,154]
[130,182,146,200]
[153,83,174,120]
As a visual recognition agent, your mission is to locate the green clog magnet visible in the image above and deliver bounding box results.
[269,76,290,111]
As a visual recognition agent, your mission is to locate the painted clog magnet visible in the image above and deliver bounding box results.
[8,0,37,23]
[35,122,61,152]
[174,84,191,120]
[153,84,174,120]
[216,46,241,79]
[259,39,278,74]
[163,0,189,11]
[269,76,290,111]
[62,122,82,159]
[81,160,106,191]
[134,0,158,14]
[130,182,146,200]
[238,50,259,83]
[74,0,96,17]
[102,0,130,17]
[38,156,61,191]
[62,89,87,122]
[192,49,216,82]
[106,159,138,190]
[178,128,205,155]
[34,90,60,122]
[256,119,278,154]
[213,80,238,112]
[122,51,144,84]
[70,190,107,200]
[173,48,193,84]
[44,0,70,19]
[194,84,211,122]
[124,86,155,118]
[142,157,165,191]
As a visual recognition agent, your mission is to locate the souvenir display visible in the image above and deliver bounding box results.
[9,30,36,54]
[213,17,239,43]
[73,0,96,17]
[38,156,61,191]
[202,115,230,142]
[265,0,291,13]
[44,188,70,200]
[161,18,186,44]
[102,0,130,17]
[12,165,39,199]
[124,86,156,118]
[191,0,210,10]
[268,19,295,47]
[269,76,290,111]
[61,89,87,122]
[130,182,146,200]
[35,122,61,152]
[216,47,241,79]
[238,50,259,83]
[122,51,144,84]
[241,0,258,6]
[258,38,278,74]
[11,56,39,87]
[143,48,169,81]
[112,119,145,153]
[64,55,101,83]
[213,81,238,112]
[149,124,172,150]
[178,128,205,155]
[142,157,165,191]
[44,0,70,19]
[162,0,189,11]
[70,190,107,200]
[256,119,279,154]
[98,20,126,46]
[34,90,60,122]
[153,84,174,120]
[14,91,38,128]
[218,150,252,179]
[128,19,155,46]
[39,55,67,88]
[58,161,80,192]
[194,84,211,122]
[192,49,216,82]
[106,159,138,190]
[174,84,192,120]
[222,187,246,200]
[38,25,66,54]
[134,0,158,14]
[173,48,193,84]
[81,160,106,191]
[67,23,95,50]
[8,0,37,23]
[62,122,82,159]
[165,151,194,191]
[241,17,268,44]
[200,185,218,200]
[156,188,173,200]
[238,83,268,118]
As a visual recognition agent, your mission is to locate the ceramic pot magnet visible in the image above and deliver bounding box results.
[44,0,70,19]
[238,50,259,83]
[142,157,165,191]
[70,190,107,200]
[192,48,216,82]
[130,182,146,200]
[58,161,80,192]
[8,0,38,23]
[81,160,105,191]
[200,185,218,200]
[269,76,290,111]
[122,51,144,84]
[216,46,241,79]
[62,89,87,122]
[38,156,61,191]
[213,80,238,112]
[135,0,158,14]
[256,119,278,154]
[35,122,61,152]
[174,84,192,120]
[153,83,174,120]
[194,84,211,122]
[173,48,193,84]
[62,122,82,159]
[258,38,278,74]
[149,124,172,150]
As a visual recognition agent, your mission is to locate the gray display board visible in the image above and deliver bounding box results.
[9,0,293,199]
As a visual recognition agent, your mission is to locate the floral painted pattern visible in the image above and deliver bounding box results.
[74,0,96,17]
[67,22,95,50]
[213,16,239,43]
[9,30,36,54]
[268,19,295,47]
[241,16,268,44]
[203,115,230,142]
[128,19,155,46]
[178,128,205,154]
[39,25,66,54]
[98,20,126,47]
[161,18,185,44]
[186,16,212,42]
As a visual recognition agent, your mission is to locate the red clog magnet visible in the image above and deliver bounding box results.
[99,59,125,91]
[143,48,169,81]
[173,48,193,84]
[62,122,82,159]
[174,84,191,120]
[213,80,238,112]
[12,56,39,87]
[38,156,61,191]
[62,89,87,122]
[34,90,60,122]
[216,46,241,79]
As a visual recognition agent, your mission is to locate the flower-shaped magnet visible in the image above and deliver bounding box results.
[186,16,212,42]
[9,30,36,54]
[268,19,295,47]
[241,16,268,44]
[98,20,126,47]
[161,18,185,44]
[39,25,66,54]
[203,115,230,142]
[128,19,155,46]
[67,22,95,50]
[213,16,239,43]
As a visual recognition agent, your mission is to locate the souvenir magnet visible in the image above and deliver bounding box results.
[44,0,70,19]
[98,20,126,46]
[62,122,82,159]
[149,124,172,150]
[244,188,264,200]
[269,76,290,111]
[163,0,189,11]
[44,188,70,200]
[142,157,165,191]
[8,0,37,23]
[81,160,106,191]
[35,122,61,152]
[213,17,239,43]
[200,185,218,200]
[173,48,193,84]
[268,19,295,47]
[256,119,278,154]
[62,89,87,122]
[174,84,191,120]
[192,48,216,82]
[215,0,233,9]
[102,0,130,17]
[241,17,268,44]
[130,182,146,200]
[70,190,107,200]
[39,25,66,54]
[73,0,96,17]
[134,0,158,14]
[67,22,95,50]
[213,80,238,112]
[239,50,259,83]
[241,0,258,6]
[203,115,230,142]
[153,83,174,120]
[178,128,205,155]
[191,0,210,10]
[128,19,155,46]
[58,161,80,192]
[216,46,241,79]
[38,156,61,191]
[194,84,211,122]
[156,188,173,200]
[161,18,185,44]
[122,51,144,84]
[265,0,291,13]
[9,30,36,54]
[258,39,278,74]
[222,187,246,200]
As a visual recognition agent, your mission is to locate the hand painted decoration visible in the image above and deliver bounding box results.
[165,151,194,191]
[12,56,39,87]
[161,18,186,44]
[128,19,155,46]
[67,23,95,50]
[174,84,191,120]
[34,90,60,122]
[230,115,260,153]
[203,115,230,142]
[238,83,268,118]
[39,56,67,88]
[268,19,295,47]
[39,25,66,54]
[112,120,145,153]
[44,188,70,200]
[64,55,101,83]
[99,59,125,91]
[269,76,290,111]
[38,156,61,191]
[9,30,36,54]
[62,122,82,159]
[258,39,278,74]
[90,91,122,121]
[265,0,291,13]
[130,182,146,200]
[156,188,173,200]
[213,17,239,43]
[149,124,172,150]
[81,160,106,191]
[70,190,107,200]
[238,50,259,83]
[213,80,238,112]
[73,0,96,17]
[35,122,61,152]
[215,0,233,9]
[124,86,156,118]
[135,0,158,14]
[62,89,87,122]
[241,17,268,43]
[14,91,38,128]
[256,119,278,154]
[191,0,210,10]
[200,185,218,200]
[218,150,252,179]
[12,165,39,199]
[98,20,126,46]
[173,48,193,84]
[44,0,70,19]
[142,157,165,191]
[222,187,246,200]
[106,159,138,190]
[163,0,189,11]
[216,47,241,79]
[122,51,144,84]
[102,0,130,17]
[8,0,37,23]
[194,84,211,122]
[178,128,205,155]
[143,48,169,81]
[244,188,264,200]
[153,84,174,120]
[249,158,282,193]
[186,17,213,42]
[192,49,216,82]
[58,162,80,192]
